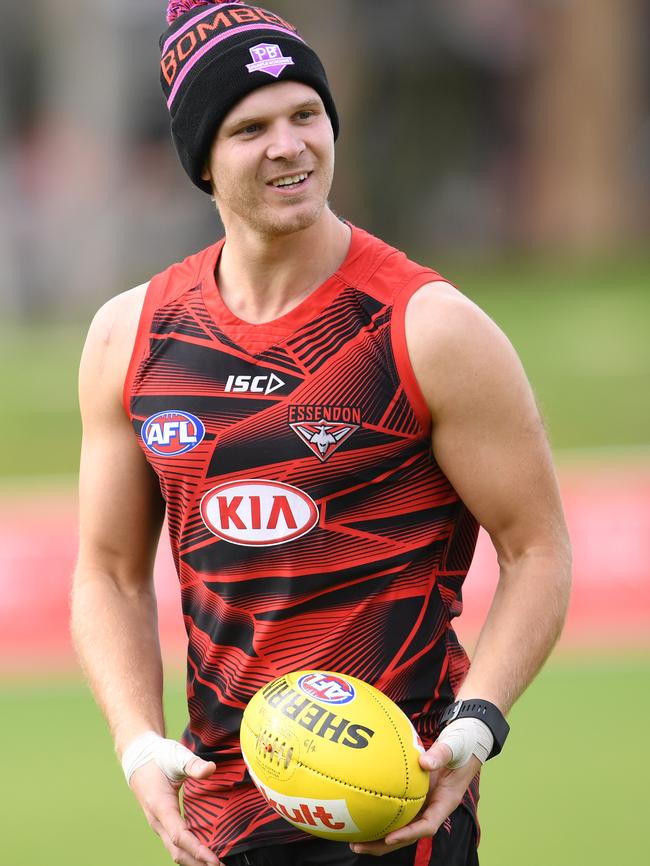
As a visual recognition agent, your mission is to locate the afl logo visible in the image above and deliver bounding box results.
[142,411,205,456]
[201,479,319,546]
[297,673,356,705]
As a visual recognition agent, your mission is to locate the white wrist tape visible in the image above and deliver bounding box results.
[121,731,196,785]
[437,717,494,768]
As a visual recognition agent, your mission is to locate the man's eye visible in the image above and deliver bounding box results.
[296,111,314,121]
[238,124,261,135]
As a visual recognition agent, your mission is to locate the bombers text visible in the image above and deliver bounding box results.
[162,6,298,87]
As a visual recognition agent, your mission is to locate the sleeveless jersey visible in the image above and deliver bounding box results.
[124,224,480,857]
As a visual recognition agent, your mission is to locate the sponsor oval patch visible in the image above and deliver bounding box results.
[200,479,319,546]
[142,410,205,456]
[297,673,356,705]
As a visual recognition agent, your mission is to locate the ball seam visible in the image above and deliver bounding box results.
[362,683,411,796]
[296,759,426,802]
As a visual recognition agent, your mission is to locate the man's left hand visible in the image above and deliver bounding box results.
[348,741,481,857]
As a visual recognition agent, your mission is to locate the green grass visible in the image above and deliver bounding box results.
[0,674,190,865]
[1,656,647,866]
[443,254,650,452]
[477,655,648,865]
[0,323,85,480]
[0,253,648,479]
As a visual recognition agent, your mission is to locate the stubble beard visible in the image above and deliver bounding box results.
[252,198,327,238]
[215,159,334,239]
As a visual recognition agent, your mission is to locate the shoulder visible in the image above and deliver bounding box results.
[79,283,149,409]
[84,239,217,345]
[404,281,530,422]
[405,279,506,345]
[83,283,149,365]
[88,282,148,336]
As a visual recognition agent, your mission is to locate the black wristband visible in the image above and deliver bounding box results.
[439,699,510,759]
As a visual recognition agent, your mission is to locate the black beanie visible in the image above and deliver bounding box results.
[160,1,339,193]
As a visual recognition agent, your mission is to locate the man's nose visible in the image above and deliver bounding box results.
[266,122,306,161]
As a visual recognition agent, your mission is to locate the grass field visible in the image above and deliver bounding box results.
[440,252,650,453]
[0,252,649,479]
[1,656,646,865]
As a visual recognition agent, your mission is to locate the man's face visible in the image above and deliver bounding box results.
[202,81,335,237]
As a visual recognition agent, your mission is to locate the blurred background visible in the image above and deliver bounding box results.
[0,1,648,864]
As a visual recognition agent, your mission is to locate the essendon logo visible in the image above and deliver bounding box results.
[200,479,319,546]
[161,5,300,100]
[288,406,361,462]
[142,411,205,456]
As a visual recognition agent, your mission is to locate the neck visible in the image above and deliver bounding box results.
[215,209,351,324]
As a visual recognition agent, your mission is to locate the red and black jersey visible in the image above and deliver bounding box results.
[124,224,480,857]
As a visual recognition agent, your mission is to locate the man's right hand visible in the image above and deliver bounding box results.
[130,753,222,866]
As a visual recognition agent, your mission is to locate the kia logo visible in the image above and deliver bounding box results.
[200,480,319,546]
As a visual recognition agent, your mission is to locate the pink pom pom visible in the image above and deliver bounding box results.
[166,1,243,25]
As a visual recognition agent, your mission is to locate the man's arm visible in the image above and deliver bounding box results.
[421,284,572,713]
[71,288,221,866]
[353,282,571,855]
[73,289,166,749]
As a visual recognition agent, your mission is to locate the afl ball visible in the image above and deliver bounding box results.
[240,670,429,842]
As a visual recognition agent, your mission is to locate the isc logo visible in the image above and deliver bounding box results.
[298,673,356,705]
[200,479,319,546]
[142,411,205,456]
[225,373,285,395]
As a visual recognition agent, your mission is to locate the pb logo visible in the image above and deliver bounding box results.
[200,480,319,546]
[246,43,295,79]
[142,411,205,456]
[297,673,356,705]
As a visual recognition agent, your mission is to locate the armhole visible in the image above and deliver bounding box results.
[391,271,441,437]
[121,245,216,416]
[121,277,160,416]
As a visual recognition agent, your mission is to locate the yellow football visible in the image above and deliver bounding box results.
[240,670,429,842]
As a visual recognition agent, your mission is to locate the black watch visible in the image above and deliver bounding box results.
[439,699,510,759]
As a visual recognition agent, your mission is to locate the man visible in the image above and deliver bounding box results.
[71,2,571,865]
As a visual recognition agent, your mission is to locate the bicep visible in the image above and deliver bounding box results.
[76,295,164,587]
[407,287,568,563]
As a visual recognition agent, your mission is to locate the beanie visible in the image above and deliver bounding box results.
[160,1,339,193]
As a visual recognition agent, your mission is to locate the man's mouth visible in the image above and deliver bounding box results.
[269,171,311,190]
